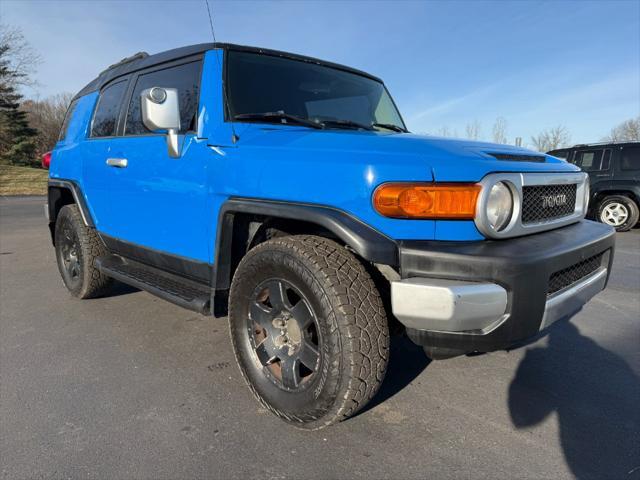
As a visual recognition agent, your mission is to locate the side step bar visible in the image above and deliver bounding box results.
[95,254,212,315]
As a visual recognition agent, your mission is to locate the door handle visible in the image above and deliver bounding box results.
[106,158,128,168]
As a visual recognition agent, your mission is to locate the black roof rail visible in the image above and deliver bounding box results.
[99,51,149,76]
[571,141,639,148]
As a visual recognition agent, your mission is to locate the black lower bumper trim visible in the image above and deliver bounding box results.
[399,220,615,352]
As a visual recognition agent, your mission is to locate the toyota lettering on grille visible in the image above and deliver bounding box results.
[541,194,568,208]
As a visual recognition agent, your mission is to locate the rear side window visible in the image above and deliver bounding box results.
[124,61,201,135]
[620,146,640,171]
[574,150,604,171]
[91,80,128,137]
[58,99,79,141]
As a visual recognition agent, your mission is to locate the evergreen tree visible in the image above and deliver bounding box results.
[0,31,38,167]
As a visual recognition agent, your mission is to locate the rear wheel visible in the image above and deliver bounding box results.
[54,204,113,298]
[228,235,389,429]
[597,195,639,232]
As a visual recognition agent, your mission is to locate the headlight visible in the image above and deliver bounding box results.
[486,182,513,231]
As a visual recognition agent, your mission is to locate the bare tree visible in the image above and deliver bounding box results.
[492,117,508,144]
[465,119,482,140]
[22,93,74,157]
[437,126,452,137]
[0,24,41,89]
[530,133,546,152]
[545,125,571,150]
[530,125,571,152]
[602,117,640,142]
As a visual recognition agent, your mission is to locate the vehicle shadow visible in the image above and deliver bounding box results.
[355,334,431,416]
[508,321,640,479]
[104,282,139,298]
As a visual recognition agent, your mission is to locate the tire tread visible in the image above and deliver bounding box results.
[56,204,113,298]
[229,235,389,429]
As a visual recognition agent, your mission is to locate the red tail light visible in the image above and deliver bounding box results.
[42,151,52,169]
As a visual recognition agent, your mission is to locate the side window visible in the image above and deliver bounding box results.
[620,146,640,171]
[91,80,128,137]
[58,98,79,141]
[124,61,201,135]
[575,150,604,171]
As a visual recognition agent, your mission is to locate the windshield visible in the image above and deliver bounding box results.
[225,50,406,132]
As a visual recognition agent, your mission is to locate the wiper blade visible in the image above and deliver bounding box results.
[233,112,323,129]
[372,123,407,133]
[319,119,374,131]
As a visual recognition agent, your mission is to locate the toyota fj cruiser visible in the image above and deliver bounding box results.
[47,43,615,429]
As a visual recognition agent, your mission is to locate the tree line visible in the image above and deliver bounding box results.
[1,24,639,169]
[1,25,73,168]
[432,116,639,151]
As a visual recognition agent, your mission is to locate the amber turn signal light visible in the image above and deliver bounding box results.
[373,183,481,219]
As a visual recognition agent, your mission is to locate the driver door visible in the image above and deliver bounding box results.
[82,57,213,264]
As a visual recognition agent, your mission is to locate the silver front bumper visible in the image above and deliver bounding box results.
[391,268,607,333]
[390,278,508,332]
[539,267,607,330]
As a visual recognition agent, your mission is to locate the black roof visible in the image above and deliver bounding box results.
[549,141,640,153]
[571,141,639,148]
[75,43,382,98]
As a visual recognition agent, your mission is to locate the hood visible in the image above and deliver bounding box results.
[233,126,579,182]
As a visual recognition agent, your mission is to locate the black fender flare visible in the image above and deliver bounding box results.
[47,179,95,243]
[592,184,640,206]
[213,198,399,290]
[48,179,94,227]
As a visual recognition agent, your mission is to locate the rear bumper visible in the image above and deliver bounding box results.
[393,220,615,353]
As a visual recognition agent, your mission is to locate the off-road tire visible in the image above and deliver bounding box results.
[54,204,113,298]
[228,235,389,429]
[597,195,639,232]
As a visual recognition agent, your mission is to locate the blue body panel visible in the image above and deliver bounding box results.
[50,48,581,265]
[80,135,213,261]
[50,93,96,184]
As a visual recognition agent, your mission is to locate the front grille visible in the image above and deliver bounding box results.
[522,184,577,224]
[547,252,605,297]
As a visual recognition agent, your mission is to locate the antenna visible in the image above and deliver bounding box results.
[204,0,239,143]
[204,0,217,43]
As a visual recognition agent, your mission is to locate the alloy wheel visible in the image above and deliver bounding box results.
[247,279,321,391]
[60,223,81,281]
[601,202,629,227]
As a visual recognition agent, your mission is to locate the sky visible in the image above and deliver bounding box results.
[2,0,639,146]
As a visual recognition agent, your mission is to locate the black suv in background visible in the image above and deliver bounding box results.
[548,142,640,231]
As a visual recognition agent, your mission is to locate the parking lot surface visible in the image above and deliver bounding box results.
[1,196,639,479]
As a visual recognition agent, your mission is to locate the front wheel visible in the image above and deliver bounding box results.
[228,235,389,429]
[597,195,639,232]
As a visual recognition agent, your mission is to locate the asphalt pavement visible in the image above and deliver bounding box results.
[1,196,639,479]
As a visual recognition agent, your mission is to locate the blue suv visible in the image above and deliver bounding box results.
[47,43,615,428]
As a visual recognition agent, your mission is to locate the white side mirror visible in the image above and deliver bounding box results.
[141,87,181,158]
